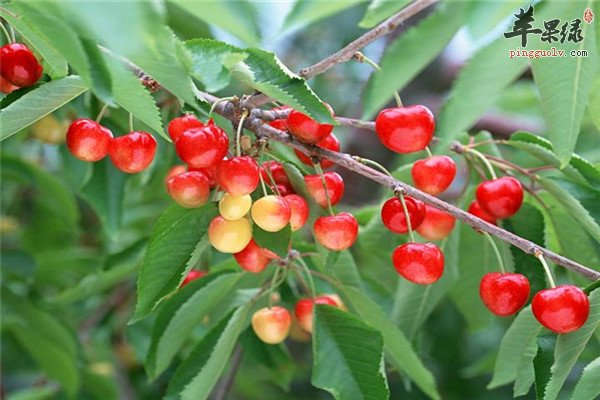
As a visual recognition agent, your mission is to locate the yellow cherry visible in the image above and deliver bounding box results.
[219,193,252,220]
[208,216,252,253]
[251,195,291,232]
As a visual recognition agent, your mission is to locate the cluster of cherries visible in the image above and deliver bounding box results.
[0,42,43,94]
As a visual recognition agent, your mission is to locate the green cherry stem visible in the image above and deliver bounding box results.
[535,250,556,288]
[482,231,506,273]
[236,109,249,157]
[0,23,12,44]
[257,140,269,196]
[396,189,416,242]
[208,96,235,120]
[313,162,334,215]
[95,103,109,123]
[424,146,433,158]
[466,148,497,180]
[354,51,403,107]
[352,156,393,177]
[295,257,317,299]
[262,162,282,196]
[128,113,134,132]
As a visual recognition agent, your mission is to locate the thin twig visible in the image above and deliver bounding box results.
[212,346,244,400]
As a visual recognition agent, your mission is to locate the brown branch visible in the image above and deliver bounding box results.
[211,346,244,400]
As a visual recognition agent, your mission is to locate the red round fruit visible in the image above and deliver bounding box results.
[476,177,523,219]
[276,183,295,196]
[234,239,274,273]
[479,272,530,316]
[286,109,333,145]
[411,155,456,195]
[268,106,291,132]
[304,172,344,208]
[167,171,210,208]
[252,306,292,344]
[393,242,444,284]
[313,212,358,251]
[167,115,203,142]
[0,75,20,94]
[216,156,260,196]
[189,165,218,188]
[175,125,229,168]
[165,165,187,184]
[0,43,43,87]
[375,105,435,153]
[295,296,337,333]
[532,285,590,334]
[416,205,455,240]
[380,196,426,234]
[284,194,309,231]
[468,200,498,225]
[260,161,290,185]
[294,133,340,169]
[66,118,113,162]
[180,270,206,288]
[109,131,156,173]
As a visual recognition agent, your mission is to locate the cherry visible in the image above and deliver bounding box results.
[411,156,456,195]
[380,196,426,234]
[326,293,347,311]
[167,171,210,208]
[304,172,344,208]
[260,161,290,186]
[0,43,43,88]
[393,242,444,284]
[375,105,435,153]
[216,156,260,196]
[66,118,113,162]
[294,133,340,169]
[180,270,206,288]
[175,124,229,168]
[268,106,291,132]
[234,239,274,273]
[314,212,358,251]
[476,177,523,219]
[251,195,291,232]
[284,194,309,231]
[0,75,19,94]
[532,285,590,334]
[468,200,498,225]
[295,296,337,333]
[109,131,156,173]
[219,193,252,220]
[416,205,455,241]
[479,272,530,316]
[167,114,203,142]
[208,216,252,253]
[189,165,218,188]
[286,109,334,145]
[165,165,187,184]
[252,306,292,344]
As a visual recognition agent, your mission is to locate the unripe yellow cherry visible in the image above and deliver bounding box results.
[208,216,252,253]
[251,195,291,232]
[251,306,292,344]
[219,193,252,220]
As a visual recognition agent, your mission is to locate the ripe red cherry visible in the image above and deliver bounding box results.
[284,194,309,231]
[295,296,337,333]
[380,196,426,234]
[109,131,157,173]
[167,171,210,208]
[216,156,259,196]
[0,43,43,87]
[189,165,218,188]
[180,270,206,288]
[268,106,291,131]
[411,156,456,195]
[476,177,523,219]
[252,306,292,344]
[0,75,20,94]
[294,133,340,169]
[234,239,274,273]
[66,118,113,162]
[479,272,530,316]
[416,205,455,240]
[375,105,435,153]
[393,242,444,284]
[167,115,203,142]
[314,212,358,251]
[260,161,295,195]
[165,165,187,183]
[304,172,344,208]
[532,285,590,334]
[468,200,497,225]
[175,124,229,168]
[286,109,334,145]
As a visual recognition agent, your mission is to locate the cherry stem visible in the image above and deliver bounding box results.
[128,113,134,132]
[208,96,235,119]
[396,190,416,242]
[466,148,497,180]
[236,110,248,157]
[482,231,506,274]
[313,162,334,215]
[353,156,393,177]
[425,146,433,158]
[257,140,269,196]
[95,103,109,123]
[535,250,556,288]
[354,51,403,107]
[0,23,12,44]
[262,162,282,196]
[295,257,317,299]
[267,267,287,308]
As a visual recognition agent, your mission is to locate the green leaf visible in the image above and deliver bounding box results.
[166,304,253,400]
[362,2,465,118]
[81,369,118,400]
[589,76,600,131]
[146,272,243,378]
[543,289,600,400]
[312,305,389,400]
[132,204,218,322]
[358,0,410,28]
[284,0,365,30]
[534,335,556,400]
[6,387,57,400]
[253,224,291,258]
[0,76,89,141]
[466,0,530,38]
[570,357,600,400]
[531,1,599,166]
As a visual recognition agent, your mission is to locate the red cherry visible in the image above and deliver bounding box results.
[0,43,43,87]
[286,109,334,145]
[216,156,259,196]
[375,105,435,153]
[479,272,530,316]
[180,270,206,287]
[314,212,358,251]
[380,196,426,234]
[304,172,344,208]
[0,75,20,94]
[234,239,274,273]
[167,171,210,208]
[175,125,229,168]
[189,165,218,188]
[393,242,444,284]
[167,115,203,142]
[260,161,290,185]
[284,194,309,231]
[532,285,590,334]
[66,118,113,162]
[468,200,497,225]
[276,183,295,196]
[476,177,523,219]
[109,131,157,173]
[416,205,455,241]
[294,133,340,169]
[411,156,456,195]
[165,165,187,184]
[268,106,291,132]
[295,296,337,333]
